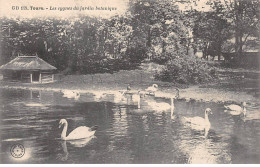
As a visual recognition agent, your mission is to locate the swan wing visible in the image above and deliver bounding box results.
[224,104,242,111]
[132,94,140,102]
[182,116,209,131]
[184,116,205,124]
[145,88,151,92]
[66,126,95,140]
[145,87,156,92]
[228,110,242,115]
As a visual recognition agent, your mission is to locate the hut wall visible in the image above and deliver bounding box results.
[21,73,31,83]
[2,71,12,81]
[2,71,20,81]
[41,73,53,83]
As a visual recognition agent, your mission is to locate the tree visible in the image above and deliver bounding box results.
[192,11,231,60]
[208,0,259,54]
[129,0,190,62]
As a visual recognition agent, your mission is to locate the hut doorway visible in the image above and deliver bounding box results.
[32,71,40,82]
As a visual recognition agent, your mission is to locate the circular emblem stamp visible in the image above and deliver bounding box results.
[10,144,25,158]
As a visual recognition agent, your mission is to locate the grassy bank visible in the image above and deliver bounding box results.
[0,63,259,105]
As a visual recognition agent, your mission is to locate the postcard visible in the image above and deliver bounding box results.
[0,0,259,164]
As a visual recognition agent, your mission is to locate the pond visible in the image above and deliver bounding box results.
[0,88,259,164]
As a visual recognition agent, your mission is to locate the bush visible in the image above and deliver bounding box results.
[155,54,217,84]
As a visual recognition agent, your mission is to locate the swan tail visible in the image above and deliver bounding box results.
[90,125,98,131]
[180,117,190,123]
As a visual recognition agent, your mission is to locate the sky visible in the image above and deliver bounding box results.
[0,0,216,19]
[177,0,212,12]
[0,0,129,19]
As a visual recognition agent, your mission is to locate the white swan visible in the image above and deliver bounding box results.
[59,119,98,140]
[224,102,246,116]
[62,90,80,100]
[74,92,80,100]
[145,84,158,94]
[146,98,174,113]
[182,108,212,137]
[93,91,107,100]
[62,90,74,97]
[113,91,127,103]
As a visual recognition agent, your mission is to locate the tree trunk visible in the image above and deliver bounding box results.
[217,42,222,61]
[146,27,151,47]
[234,0,243,56]
[161,21,166,56]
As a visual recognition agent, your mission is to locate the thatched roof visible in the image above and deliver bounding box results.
[0,56,57,71]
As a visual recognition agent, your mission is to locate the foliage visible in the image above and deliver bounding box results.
[209,0,260,53]
[0,15,146,74]
[1,0,257,84]
[192,10,232,60]
[155,53,216,84]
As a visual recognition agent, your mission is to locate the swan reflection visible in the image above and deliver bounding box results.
[57,141,69,161]
[57,136,95,161]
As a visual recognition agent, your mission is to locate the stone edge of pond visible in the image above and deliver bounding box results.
[0,84,253,105]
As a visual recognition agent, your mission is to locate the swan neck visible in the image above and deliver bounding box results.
[205,112,209,122]
[243,107,246,115]
[170,98,174,115]
[137,95,140,109]
[61,122,68,140]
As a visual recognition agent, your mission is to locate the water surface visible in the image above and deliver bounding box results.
[0,88,259,163]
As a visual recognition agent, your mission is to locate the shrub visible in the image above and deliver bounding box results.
[155,54,217,84]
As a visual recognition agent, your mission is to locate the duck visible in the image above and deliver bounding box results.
[224,102,246,116]
[127,84,131,91]
[182,108,212,137]
[175,88,180,99]
[145,84,158,94]
[59,119,98,140]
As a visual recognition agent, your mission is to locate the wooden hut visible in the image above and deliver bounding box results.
[0,55,57,83]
